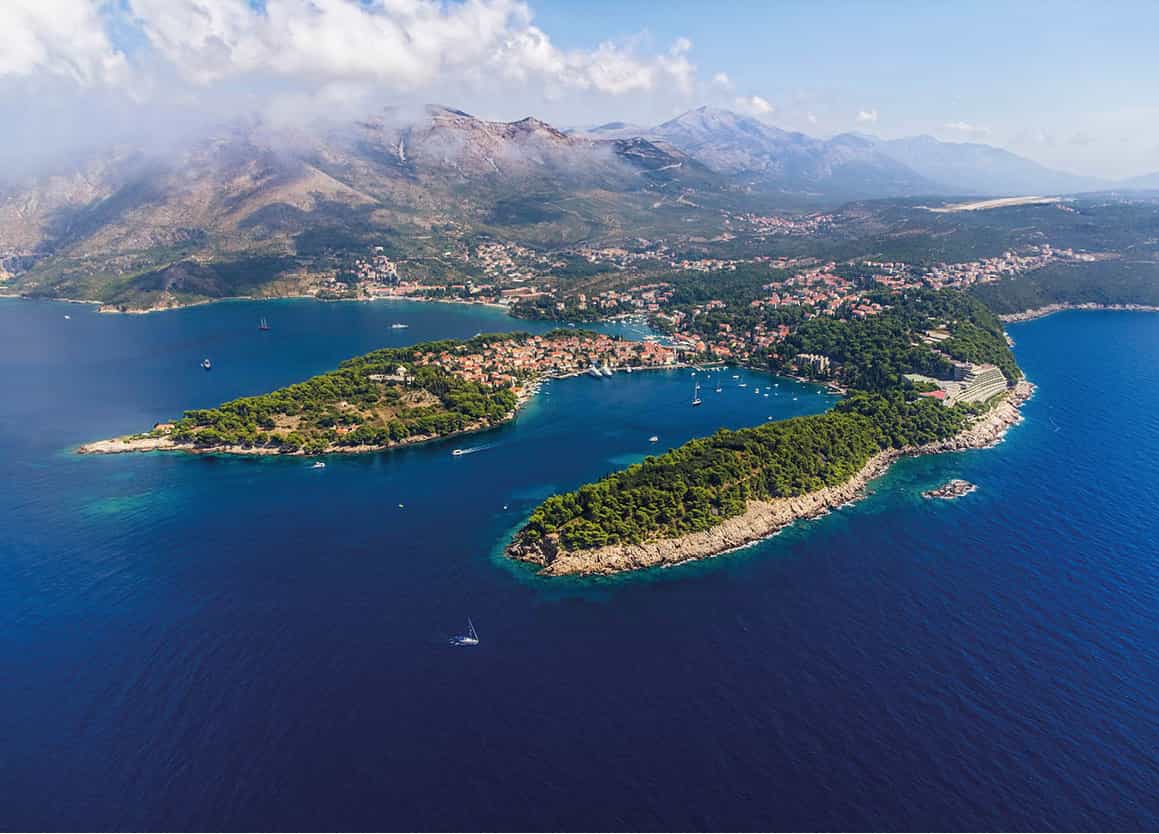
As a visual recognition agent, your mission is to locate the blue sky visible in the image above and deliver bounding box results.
[3,0,1157,178]
[526,0,1159,177]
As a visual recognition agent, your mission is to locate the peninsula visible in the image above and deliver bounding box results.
[506,288,1028,575]
[78,331,677,456]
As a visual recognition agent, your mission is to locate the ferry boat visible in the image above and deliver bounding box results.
[201,358,212,370]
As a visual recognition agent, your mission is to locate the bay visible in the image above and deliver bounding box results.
[1,300,1156,830]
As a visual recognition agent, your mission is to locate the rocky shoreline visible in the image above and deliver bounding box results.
[999,303,1159,323]
[77,411,515,457]
[507,380,1034,577]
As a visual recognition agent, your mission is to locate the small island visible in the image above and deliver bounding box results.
[78,331,678,456]
[923,479,977,500]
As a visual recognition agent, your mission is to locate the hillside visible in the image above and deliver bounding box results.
[0,107,731,309]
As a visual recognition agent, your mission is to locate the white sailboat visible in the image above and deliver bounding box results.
[451,618,480,647]
[692,381,702,407]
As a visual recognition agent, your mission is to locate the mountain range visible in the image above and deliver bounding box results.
[2,104,1155,305]
[576,106,1110,198]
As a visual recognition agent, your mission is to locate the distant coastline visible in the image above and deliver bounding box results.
[1000,303,1159,323]
[507,380,1034,576]
[0,289,514,316]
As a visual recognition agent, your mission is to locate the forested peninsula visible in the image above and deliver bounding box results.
[507,290,1028,575]
[78,331,678,456]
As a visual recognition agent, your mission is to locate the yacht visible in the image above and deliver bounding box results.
[201,358,212,370]
[310,461,326,469]
[452,449,465,456]
[451,618,480,647]
[649,435,659,443]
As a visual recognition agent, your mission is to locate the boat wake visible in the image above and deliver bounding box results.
[452,443,496,456]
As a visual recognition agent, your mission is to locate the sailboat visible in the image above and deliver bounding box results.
[259,317,270,331]
[691,381,702,407]
[451,618,479,647]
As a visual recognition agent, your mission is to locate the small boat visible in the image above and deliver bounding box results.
[390,323,409,329]
[739,382,747,388]
[452,449,464,456]
[692,381,702,407]
[63,314,70,320]
[625,366,633,374]
[310,461,326,469]
[764,393,769,398]
[451,618,480,647]
[259,317,270,331]
[201,358,212,370]
[732,374,740,379]
[649,435,659,443]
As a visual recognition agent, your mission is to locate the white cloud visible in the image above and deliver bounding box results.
[944,120,990,139]
[0,0,691,103]
[806,112,817,124]
[711,71,732,88]
[0,0,128,84]
[735,95,774,117]
[856,108,878,123]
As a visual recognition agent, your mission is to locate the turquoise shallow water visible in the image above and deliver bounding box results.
[0,299,1156,830]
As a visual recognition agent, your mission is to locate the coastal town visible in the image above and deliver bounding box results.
[406,331,677,390]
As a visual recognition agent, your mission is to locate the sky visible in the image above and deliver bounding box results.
[2,0,1158,178]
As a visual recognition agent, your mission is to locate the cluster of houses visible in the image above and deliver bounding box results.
[405,333,677,389]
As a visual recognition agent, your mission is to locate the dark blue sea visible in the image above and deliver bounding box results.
[1,299,1156,831]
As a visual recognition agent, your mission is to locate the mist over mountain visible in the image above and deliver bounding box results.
[572,106,1116,200]
[867,134,1108,196]
[3,102,1144,307]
